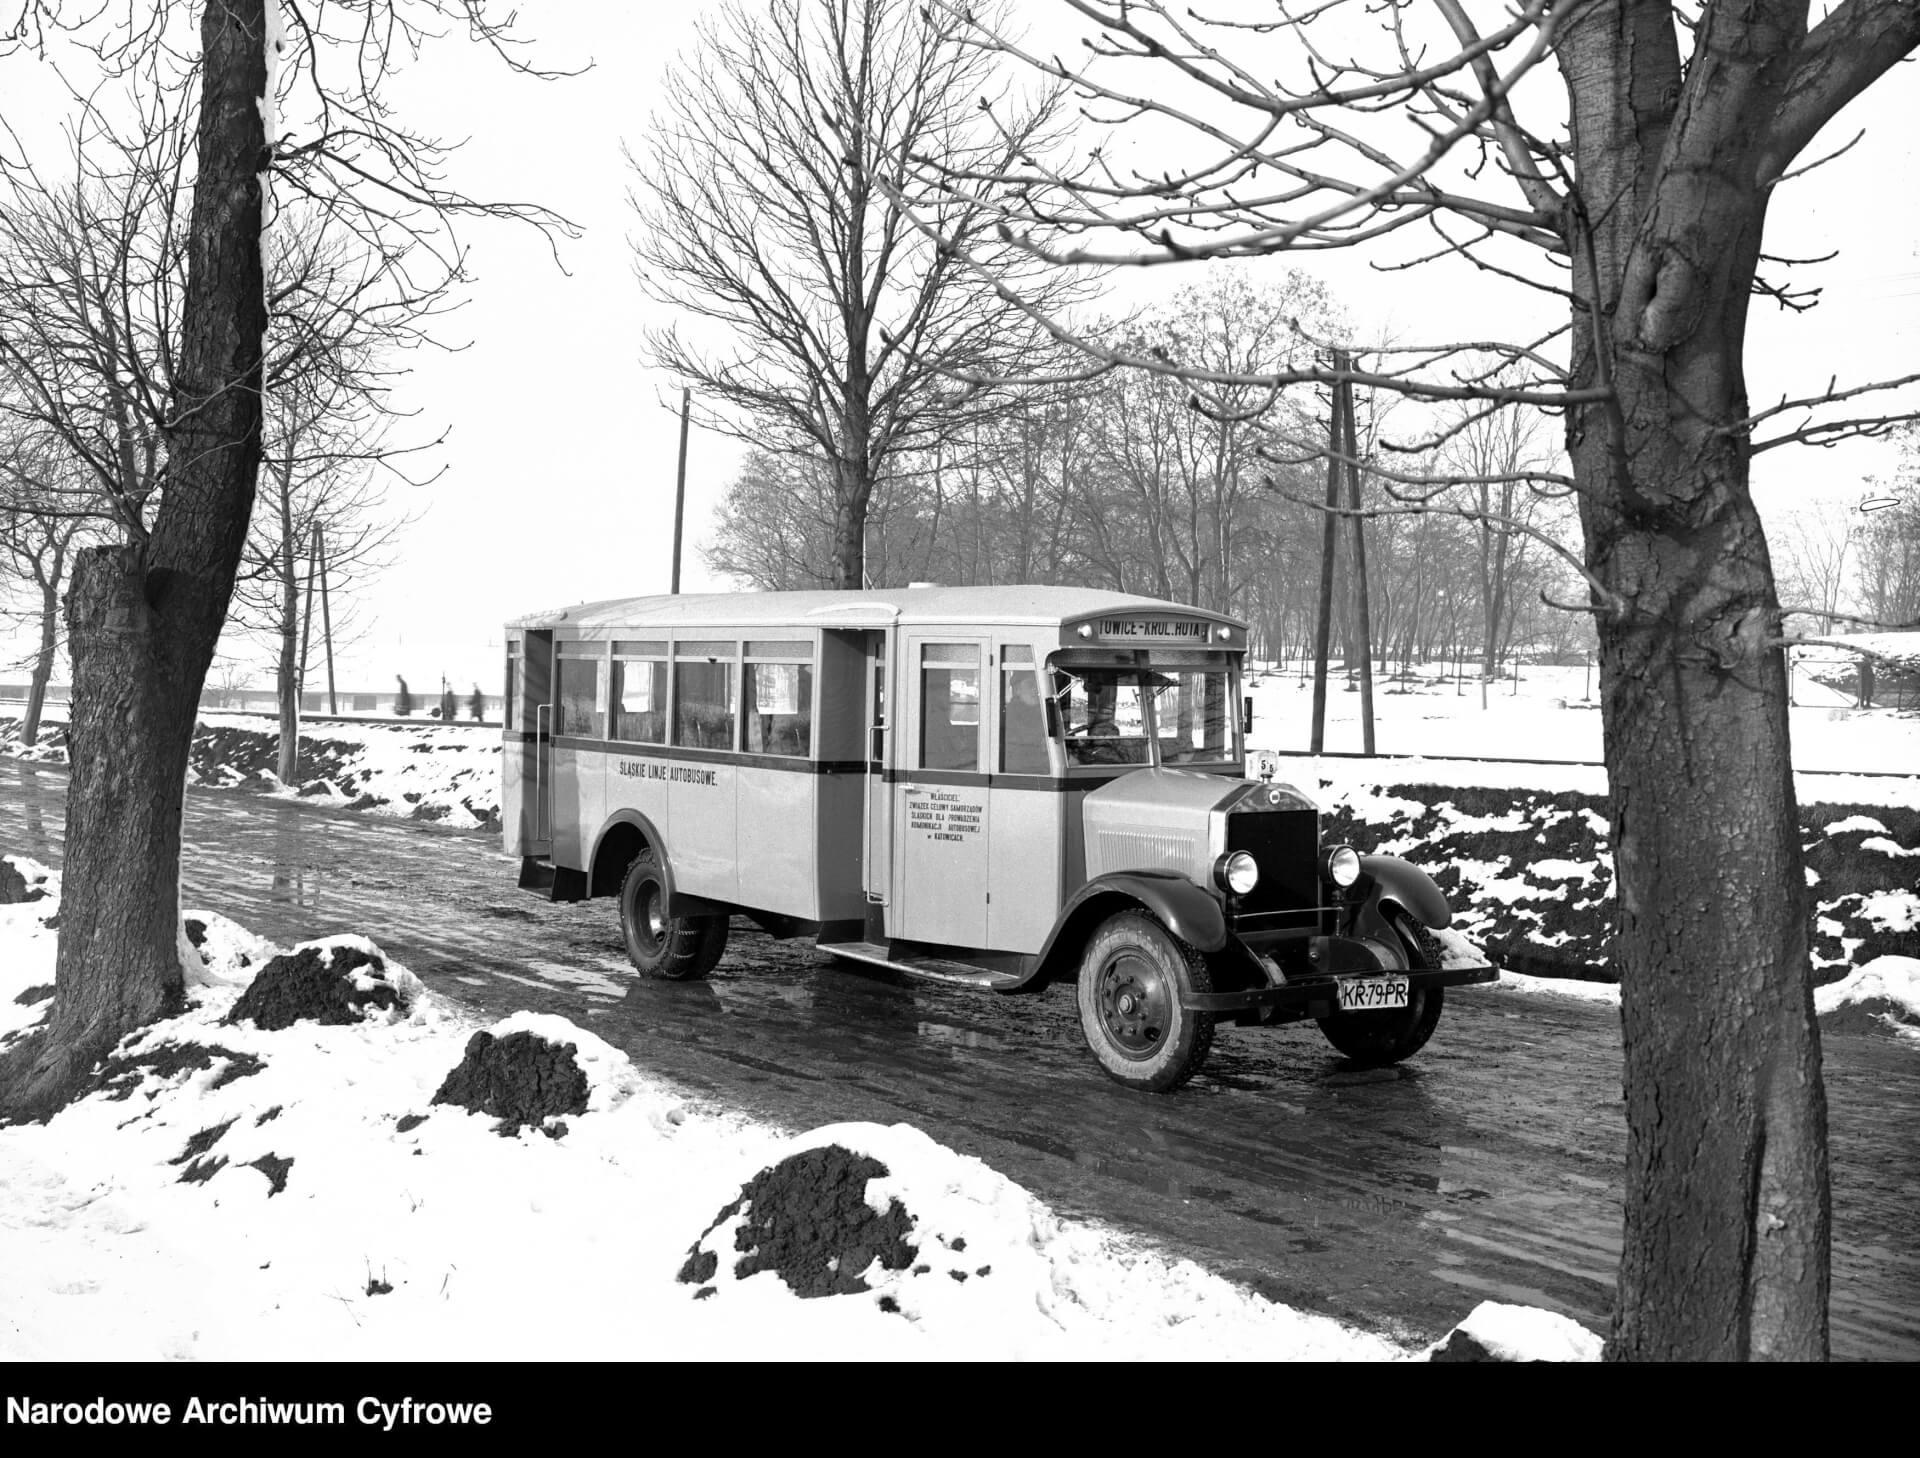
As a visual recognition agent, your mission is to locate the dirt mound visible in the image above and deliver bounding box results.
[189,724,282,785]
[430,1029,590,1135]
[0,858,47,904]
[677,1145,918,1298]
[224,943,404,1031]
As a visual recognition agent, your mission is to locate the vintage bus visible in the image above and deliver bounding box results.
[502,586,1492,1091]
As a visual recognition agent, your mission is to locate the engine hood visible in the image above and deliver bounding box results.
[1080,769,1319,882]
[1082,767,1316,818]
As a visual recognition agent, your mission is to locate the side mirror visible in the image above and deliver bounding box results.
[1044,698,1062,740]
[1242,696,1254,735]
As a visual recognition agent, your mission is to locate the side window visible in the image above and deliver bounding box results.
[504,647,520,733]
[674,641,737,750]
[999,645,1049,774]
[744,661,813,756]
[556,650,605,737]
[919,643,980,772]
[612,658,667,743]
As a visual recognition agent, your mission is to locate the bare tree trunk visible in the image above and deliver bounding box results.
[1562,2,1829,1359]
[1,0,266,1117]
[21,562,61,747]
[829,451,873,590]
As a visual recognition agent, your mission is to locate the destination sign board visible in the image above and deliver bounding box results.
[1091,617,1211,642]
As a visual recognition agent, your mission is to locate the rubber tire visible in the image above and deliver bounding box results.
[1315,912,1445,1065]
[1076,909,1215,1093]
[618,851,729,981]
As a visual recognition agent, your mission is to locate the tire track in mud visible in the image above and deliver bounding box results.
[2,758,1914,1358]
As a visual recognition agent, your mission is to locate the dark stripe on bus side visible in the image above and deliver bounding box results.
[549,735,863,775]
[886,768,1153,793]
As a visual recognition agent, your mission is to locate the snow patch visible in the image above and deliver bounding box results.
[1825,815,1890,836]
[1859,836,1919,859]
[1490,969,1620,1004]
[1441,1300,1604,1362]
[1856,892,1920,933]
[1815,956,1920,1026]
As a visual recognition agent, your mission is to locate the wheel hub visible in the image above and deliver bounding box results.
[1098,953,1169,1055]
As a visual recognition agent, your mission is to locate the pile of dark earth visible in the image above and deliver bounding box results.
[224,943,405,1031]
[427,1029,590,1137]
[676,1145,993,1312]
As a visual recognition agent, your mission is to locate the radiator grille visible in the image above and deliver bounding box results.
[1227,808,1321,914]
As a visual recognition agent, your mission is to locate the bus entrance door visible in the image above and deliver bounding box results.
[861,633,890,911]
[892,635,990,947]
[507,628,555,891]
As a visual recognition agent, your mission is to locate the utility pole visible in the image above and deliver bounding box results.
[1338,351,1376,755]
[671,387,690,594]
[317,524,337,715]
[297,535,317,705]
[1309,359,1342,754]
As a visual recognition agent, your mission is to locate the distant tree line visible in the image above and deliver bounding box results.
[703,272,1589,675]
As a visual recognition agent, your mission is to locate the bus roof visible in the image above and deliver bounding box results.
[507,585,1249,634]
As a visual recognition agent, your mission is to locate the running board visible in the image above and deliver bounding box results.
[817,939,1023,991]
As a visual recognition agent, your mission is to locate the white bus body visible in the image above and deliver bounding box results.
[503,586,1491,1091]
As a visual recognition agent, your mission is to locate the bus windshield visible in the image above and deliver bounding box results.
[1053,662,1234,768]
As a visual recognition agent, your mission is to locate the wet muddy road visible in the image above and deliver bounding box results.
[4,759,1915,1358]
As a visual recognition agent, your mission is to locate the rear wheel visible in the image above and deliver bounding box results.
[619,850,729,980]
[1076,910,1215,1093]
[1316,911,1445,1065]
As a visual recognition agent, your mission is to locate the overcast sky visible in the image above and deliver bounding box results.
[4,2,1916,696]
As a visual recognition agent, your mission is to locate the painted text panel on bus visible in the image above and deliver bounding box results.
[894,635,989,947]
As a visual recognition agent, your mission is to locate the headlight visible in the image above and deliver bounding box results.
[1325,845,1361,887]
[1214,850,1260,896]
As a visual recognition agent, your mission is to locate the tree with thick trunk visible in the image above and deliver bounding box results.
[909,0,1920,1359]
[0,0,571,1118]
[3,0,269,1112]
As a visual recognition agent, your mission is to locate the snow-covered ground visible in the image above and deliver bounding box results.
[0,860,1596,1362]
[0,650,1911,1365]
[1433,927,1920,1042]
[1245,657,1918,798]
[0,709,500,832]
[230,715,500,832]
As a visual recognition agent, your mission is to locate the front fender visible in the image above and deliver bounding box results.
[1357,854,1451,930]
[1031,871,1228,985]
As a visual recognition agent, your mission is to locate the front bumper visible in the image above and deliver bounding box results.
[1181,961,1498,1016]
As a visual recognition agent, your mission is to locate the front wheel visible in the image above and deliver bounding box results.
[619,851,730,981]
[1076,910,1215,1093]
[1316,913,1445,1065]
